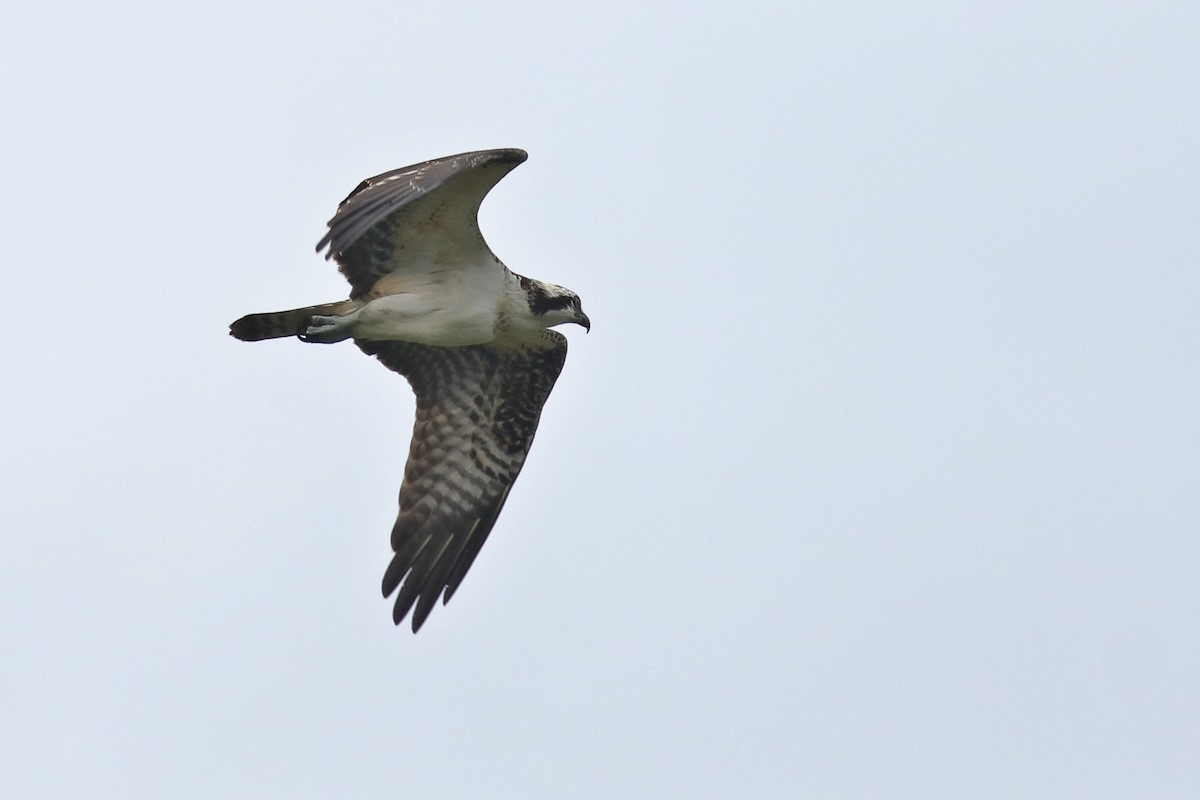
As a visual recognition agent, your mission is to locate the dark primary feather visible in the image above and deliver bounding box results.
[358,332,568,632]
[316,148,528,299]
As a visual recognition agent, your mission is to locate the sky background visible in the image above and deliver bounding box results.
[2,1,1198,797]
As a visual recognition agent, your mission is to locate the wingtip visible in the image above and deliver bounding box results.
[387,581,449,634]
[477,147,528,167]
[314,232,334,259]
[396,601,430,634]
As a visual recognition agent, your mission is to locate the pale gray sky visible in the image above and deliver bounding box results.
[2,1,1198,797]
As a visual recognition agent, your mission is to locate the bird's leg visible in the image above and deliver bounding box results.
[299,311,358,343]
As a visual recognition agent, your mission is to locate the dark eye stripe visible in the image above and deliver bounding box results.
[527,289,575,315]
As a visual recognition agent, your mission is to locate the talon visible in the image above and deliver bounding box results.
[299,315,353,344]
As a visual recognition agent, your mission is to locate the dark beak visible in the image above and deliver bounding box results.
[575,311,591,333]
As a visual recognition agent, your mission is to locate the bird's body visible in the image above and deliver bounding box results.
[230,149,588,632]
[305,259,509,346]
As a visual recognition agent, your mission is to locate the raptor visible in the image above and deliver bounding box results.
[230,148,589,632]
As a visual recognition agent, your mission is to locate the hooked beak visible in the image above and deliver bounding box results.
[575,311,591,333]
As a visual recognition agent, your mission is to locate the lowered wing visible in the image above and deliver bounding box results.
[357,331,568,632]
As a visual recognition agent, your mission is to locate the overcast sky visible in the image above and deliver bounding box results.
[2,1,1198,797]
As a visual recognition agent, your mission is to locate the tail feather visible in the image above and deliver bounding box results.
[229,300,357,341]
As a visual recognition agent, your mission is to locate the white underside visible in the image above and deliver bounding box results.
[346,292,498,345]
[309,255,517,346]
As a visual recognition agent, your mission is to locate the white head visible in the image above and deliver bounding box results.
[520,278,590,332]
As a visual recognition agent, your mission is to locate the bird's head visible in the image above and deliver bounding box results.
[524,280,590,332]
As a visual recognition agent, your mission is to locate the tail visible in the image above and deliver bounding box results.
[229,300,358,341]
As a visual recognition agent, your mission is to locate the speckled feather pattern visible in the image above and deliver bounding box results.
[231,148,585,632]
[357,334,568,630]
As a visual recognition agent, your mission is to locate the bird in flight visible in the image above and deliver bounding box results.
[230,148,589,632]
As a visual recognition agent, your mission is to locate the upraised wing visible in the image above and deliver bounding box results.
[316,148,528,299]
[357,331,568,632]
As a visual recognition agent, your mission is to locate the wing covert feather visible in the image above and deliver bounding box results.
[317,149,527,299]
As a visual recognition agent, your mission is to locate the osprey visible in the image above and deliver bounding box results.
[230,148,589,632]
